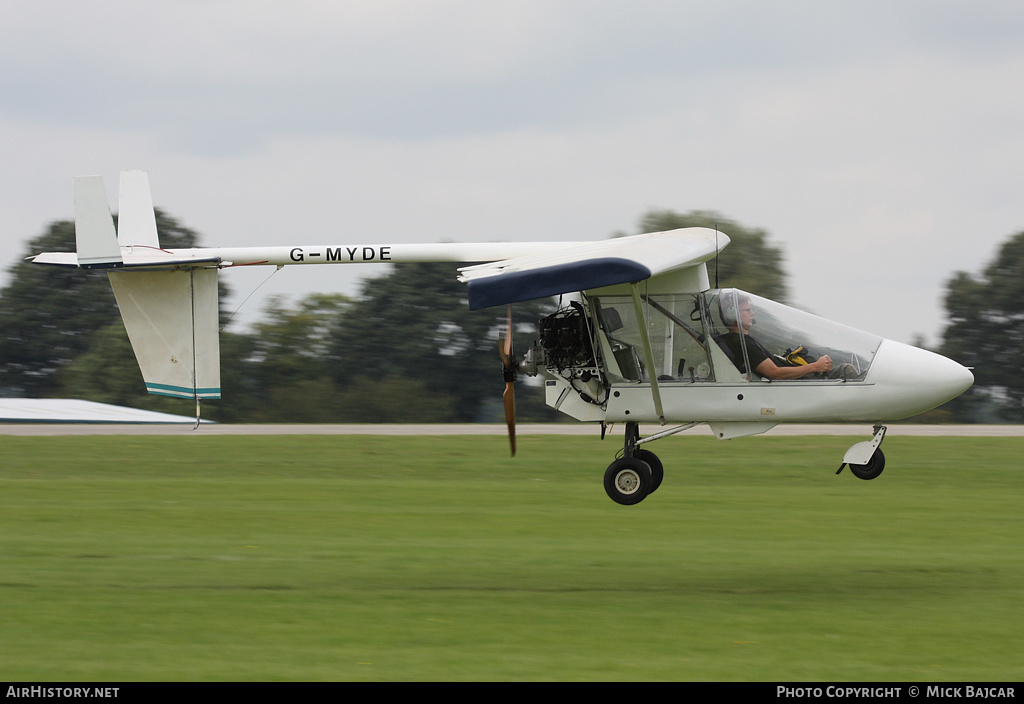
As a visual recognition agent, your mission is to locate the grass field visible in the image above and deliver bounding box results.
[0,432,1020,681]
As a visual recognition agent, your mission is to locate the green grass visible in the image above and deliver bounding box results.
[0,433,1020,681]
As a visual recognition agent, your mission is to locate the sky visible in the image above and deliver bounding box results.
[2,1,1023,345]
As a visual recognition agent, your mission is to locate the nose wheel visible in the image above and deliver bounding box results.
[848,448,885,480]
[837,425,887,480]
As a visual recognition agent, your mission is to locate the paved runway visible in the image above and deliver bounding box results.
[0,423,1021,436]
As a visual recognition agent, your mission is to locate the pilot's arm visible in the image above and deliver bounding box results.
[755,354,833,380]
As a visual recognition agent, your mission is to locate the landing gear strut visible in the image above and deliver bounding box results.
[603,422,663,505]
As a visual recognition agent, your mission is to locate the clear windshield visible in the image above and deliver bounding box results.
[589,289,882,384]
[708,289,882,380]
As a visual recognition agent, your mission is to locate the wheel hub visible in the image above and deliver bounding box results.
[614,469,642,495]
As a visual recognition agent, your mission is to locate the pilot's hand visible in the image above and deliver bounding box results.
[817,355,833,372]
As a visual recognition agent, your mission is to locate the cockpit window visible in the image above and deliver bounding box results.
[589,289,882,384]
[591,294,716,383]
[707,289,882,381]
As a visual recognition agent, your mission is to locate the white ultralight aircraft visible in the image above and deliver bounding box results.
[32,171,975,505]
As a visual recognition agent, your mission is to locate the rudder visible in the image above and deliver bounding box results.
[108,268,221,400]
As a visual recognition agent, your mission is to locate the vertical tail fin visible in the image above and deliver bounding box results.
[117,170,161,248]
[74,176,123,268]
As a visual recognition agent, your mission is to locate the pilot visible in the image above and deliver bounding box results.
[717,293,838,380]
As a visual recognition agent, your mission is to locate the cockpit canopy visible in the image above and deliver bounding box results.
[589,288,882,383]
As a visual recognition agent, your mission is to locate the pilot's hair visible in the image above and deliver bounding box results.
[719,291,750,326]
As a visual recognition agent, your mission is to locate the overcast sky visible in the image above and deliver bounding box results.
[3,1,1023,345]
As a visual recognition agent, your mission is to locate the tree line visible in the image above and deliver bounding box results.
[0,209,1018,422]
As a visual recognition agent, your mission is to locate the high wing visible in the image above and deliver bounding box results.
[457,228,729,310]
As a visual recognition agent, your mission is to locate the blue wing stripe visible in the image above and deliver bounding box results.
[467,257,651,310]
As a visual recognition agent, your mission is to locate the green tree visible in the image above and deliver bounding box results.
[0,220,115,396]
[55,322,157,407]
[210,331,260,422]
[633,209,790,302]
[240,293,350,422]
[327,262,558,423]
[250,294,351,387]
[940,230,1024,421]
[230,286,557,423]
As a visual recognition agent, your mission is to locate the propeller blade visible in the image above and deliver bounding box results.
[501,305,516,456]
[503,380,516,456]
[500,305,513,366]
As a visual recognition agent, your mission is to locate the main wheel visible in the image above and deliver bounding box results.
[636,449,664,494]
[849,449,885,480]
[604,457,653,505]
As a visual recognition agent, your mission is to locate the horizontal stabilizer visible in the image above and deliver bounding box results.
[74,176,122,269]
[458,228,728,309]
[33,172,221,270]
[30,251,223,269]
[108,269,221,399]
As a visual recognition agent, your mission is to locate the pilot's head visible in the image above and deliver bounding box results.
[721,292,755,332]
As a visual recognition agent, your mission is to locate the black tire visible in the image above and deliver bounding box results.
[850,449,885,480]
[604,457,653,505]
[636,449,664,493]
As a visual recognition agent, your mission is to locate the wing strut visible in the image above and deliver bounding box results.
[630,283,665,425]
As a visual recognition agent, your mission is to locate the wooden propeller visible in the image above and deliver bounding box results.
[499,305,516,456]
